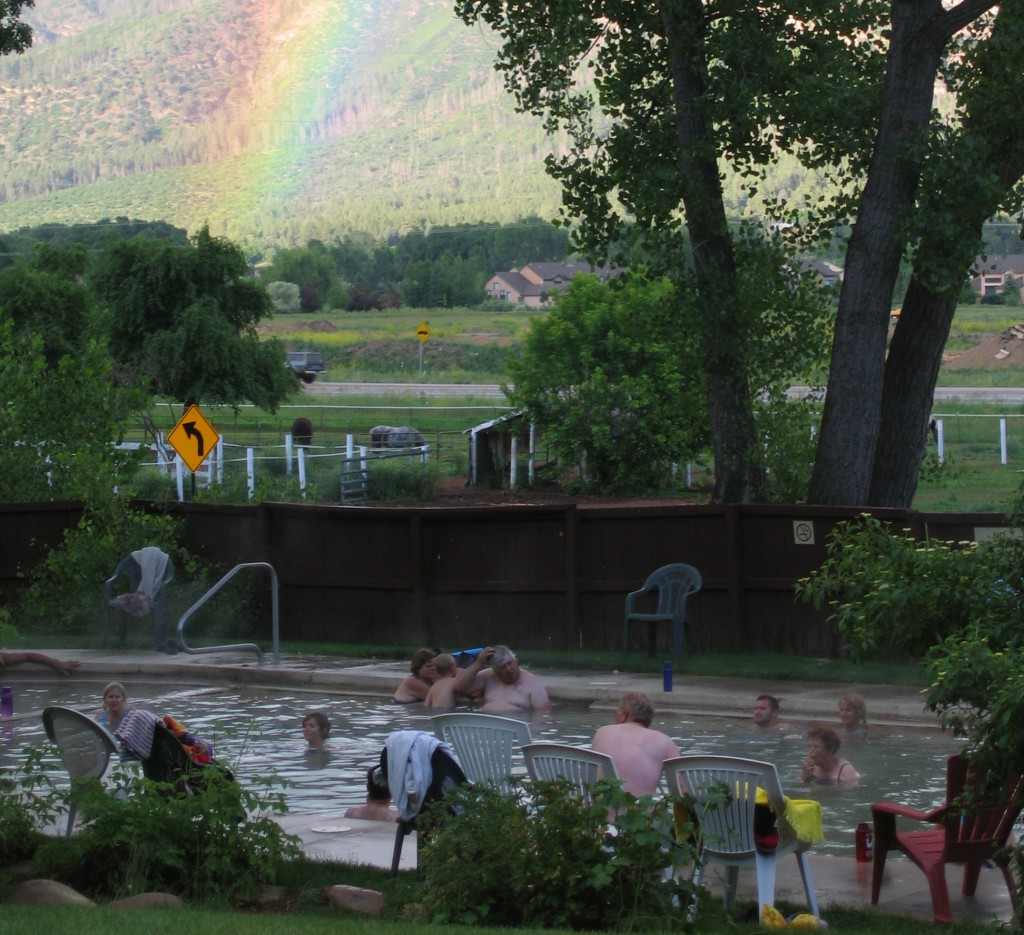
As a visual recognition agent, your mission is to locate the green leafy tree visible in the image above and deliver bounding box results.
[459,1,1019,509]
[509,274,707,493]
[0,320,144,504]
[0,250,97,366]
[0,1,31,58]
[1002,273,1021,307]
[456,0,864,502]
[259,245,336,312]
[92,226,294,410]
[266,280,300,315]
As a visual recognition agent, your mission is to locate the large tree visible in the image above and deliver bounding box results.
[459,1,1018,507]
[869,2,1024,506]
[807,0,1002,505]
[92,226,294,411]
[454,0,872,502]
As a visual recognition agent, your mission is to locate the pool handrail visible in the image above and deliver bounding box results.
[176,562,280,665]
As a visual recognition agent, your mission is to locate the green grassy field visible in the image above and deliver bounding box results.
[134,303,1024,511]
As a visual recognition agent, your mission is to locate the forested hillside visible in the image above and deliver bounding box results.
[0,0,567,252]
[0,0,850,258]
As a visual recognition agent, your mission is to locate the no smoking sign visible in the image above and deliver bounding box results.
[792,520,815,545]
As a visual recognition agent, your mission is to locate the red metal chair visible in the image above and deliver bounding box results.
[871,754,1023,922]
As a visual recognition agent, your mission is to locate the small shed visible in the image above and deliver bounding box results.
[465,410,537,487]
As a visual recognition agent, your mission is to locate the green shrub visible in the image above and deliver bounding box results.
[419,778,693,931]
[33,765,301,903]
[0,747,65,893]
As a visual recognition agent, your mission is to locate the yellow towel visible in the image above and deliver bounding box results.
[755,788,825,844]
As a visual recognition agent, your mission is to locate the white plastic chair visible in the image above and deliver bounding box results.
[662,754,819,917]
[431,712,532,793]
[522,742,618,802]
[42,706,118,836]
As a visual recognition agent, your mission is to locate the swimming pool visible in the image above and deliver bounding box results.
[0,678,959,856]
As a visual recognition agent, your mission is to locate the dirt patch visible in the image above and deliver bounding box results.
[416,475,698,509]
[943,326,1024,371]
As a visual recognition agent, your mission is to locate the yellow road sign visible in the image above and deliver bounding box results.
[416,321,430,343]
[168,404,220,473]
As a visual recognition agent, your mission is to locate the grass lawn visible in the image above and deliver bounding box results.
[1,895,1004,935]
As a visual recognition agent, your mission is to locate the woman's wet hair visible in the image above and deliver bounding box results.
[303,710,330,738]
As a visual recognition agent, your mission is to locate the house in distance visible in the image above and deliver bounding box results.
[485,261,622,307]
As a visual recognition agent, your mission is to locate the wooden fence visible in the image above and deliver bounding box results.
[0,500,1007,657]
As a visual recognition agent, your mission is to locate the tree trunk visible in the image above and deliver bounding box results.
[663,2,762,503]
[869,1,1024,506]
[808,1,954,505]
[869,281,956,506]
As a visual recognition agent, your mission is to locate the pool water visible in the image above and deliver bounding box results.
[1,679,959,856]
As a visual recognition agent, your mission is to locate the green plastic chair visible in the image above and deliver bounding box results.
[623,563,701,658]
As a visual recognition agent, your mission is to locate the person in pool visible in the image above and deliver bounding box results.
[302,710,331,753]
[392,648,438,704]
[838,692,869,735]
[344,766,398,822]
[591,691,680,797]
[802,725,859,786]
[752,693,790,730]
[96,681,129,732]
[463,644,551,713]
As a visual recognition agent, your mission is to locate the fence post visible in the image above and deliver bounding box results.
[175,456,185,502]
[298,446,307,499]
[936,419,944,465]
[529,420,536,485]
[285,434,294,476]
[216,437,224,484]
[510,434,518,488]
[1000,418,1008,465]
[247,448,255,501]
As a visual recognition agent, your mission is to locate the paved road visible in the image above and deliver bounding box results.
[788,385,1024,405]
[305,381,509,400]
[305,382,1024,404]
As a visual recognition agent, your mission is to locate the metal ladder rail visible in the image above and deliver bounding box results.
[176,562,280,665]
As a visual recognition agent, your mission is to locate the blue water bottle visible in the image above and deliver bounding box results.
[663,658,673,692]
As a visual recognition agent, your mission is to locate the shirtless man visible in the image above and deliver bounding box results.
[464,644,551,713]
[752,694,784,729]
[591,692,680,797]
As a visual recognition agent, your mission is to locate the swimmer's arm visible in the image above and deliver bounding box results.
[529,679,552,713]
[458,646,495,695]
[0,651,79,675]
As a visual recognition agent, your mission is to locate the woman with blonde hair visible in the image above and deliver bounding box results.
[838,692,868,735]
[96,681,129,732]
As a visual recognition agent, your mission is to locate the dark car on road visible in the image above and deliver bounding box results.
[286,351,326,384]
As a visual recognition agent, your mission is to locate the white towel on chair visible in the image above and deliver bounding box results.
[386,729,445,821]
[111,547,168,617]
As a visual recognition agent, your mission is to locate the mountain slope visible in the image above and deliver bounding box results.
[0,0,563,251]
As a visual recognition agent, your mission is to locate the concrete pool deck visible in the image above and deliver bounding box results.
[7,648,1015,923]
